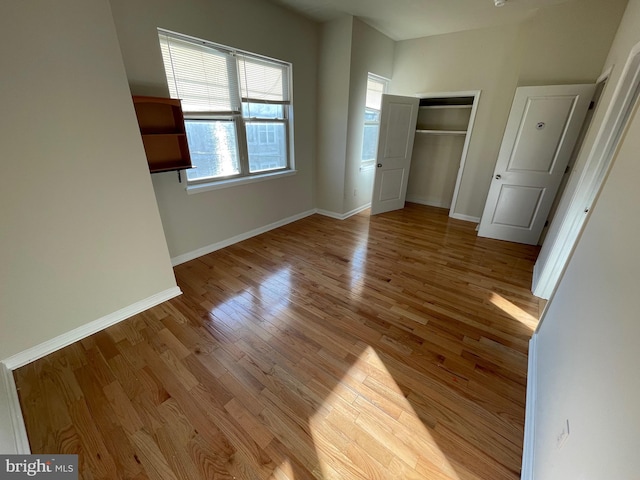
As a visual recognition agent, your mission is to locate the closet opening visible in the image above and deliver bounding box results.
[408,92,480,220]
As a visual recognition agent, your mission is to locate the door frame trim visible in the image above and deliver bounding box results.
[414,90,481,219]
[534,41,640,301]
[520,333,538,480]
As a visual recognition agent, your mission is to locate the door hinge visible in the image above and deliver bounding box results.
[565,165,570,174]
[544,220,549,227]
[589,101,595,110]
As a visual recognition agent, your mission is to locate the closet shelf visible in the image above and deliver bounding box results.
[419,105,473,110]
[415,129,467,135]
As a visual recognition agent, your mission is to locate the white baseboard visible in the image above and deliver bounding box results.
[0,363,30,454]
[450,212,481,223]
[171,209,317,266]
[316,203,371,220]
[345,203,372,218]
[315,209,342,220]
[2,287,182,370]
[521,333,538,480]
[406,196,451,209]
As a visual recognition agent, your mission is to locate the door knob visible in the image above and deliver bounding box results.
[377,163,382,168]
[495,174,502,180]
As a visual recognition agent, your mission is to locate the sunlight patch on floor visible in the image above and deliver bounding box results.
[348,238,369,298]
[308,345,460,479]
[489,293,537,330]
[258,267,292,312]
[207,267,293,326]
[269,458,294,480]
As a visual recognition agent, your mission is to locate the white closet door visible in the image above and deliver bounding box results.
[370,94,420,215]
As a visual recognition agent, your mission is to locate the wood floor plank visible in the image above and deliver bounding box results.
[73,367,143,478]
[15,204,540,479]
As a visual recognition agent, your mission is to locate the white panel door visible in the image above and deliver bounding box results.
[370,94,420,215]
[478,84,594,244]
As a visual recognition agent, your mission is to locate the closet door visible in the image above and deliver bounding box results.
[478,84,594,244]
[370,94,420,215]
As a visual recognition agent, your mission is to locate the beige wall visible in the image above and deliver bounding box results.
[518,0,626,86]
[407,135,466,209]
[537,0,630,277]
[109,0,319,259]
[316,16,353,214]
[344,18,395,214]
[391,24,523,219]
[0,0,177,360]
[316,16,395,216]
[391,0,627,220]
[533,0,640,477]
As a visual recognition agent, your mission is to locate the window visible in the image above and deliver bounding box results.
[158,30,292,184]
[361,74,389,167]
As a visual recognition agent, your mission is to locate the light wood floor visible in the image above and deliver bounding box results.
[15,204,541,480]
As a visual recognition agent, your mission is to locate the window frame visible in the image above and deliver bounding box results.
[157,29,295,187]
[361,73,389,169]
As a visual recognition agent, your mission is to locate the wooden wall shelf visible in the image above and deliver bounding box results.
[132,96,192,174]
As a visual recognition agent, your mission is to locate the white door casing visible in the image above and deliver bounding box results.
[370,94,420,215]
[478,84,595,245]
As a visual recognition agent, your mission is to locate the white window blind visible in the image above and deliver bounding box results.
[158,32,240,113]
[237,55,290,104]
[365,76,386,111]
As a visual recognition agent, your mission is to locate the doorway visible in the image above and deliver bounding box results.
[533,42,640,299]
[538,77,608,245]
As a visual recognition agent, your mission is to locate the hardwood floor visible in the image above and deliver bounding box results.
[14,204,541,480]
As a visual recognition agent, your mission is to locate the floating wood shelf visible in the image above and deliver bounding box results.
[132,96,192,174]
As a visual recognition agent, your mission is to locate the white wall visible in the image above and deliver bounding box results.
[391,0,627,220]
[0,0,177,360]
[532,1,640,477]
[109,0,319,259]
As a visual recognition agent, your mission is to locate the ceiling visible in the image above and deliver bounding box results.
[267,0,575,41]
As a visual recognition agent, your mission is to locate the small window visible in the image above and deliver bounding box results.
[361,74,389,167]
[158,30,293,184]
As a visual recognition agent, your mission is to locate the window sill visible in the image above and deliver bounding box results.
[186,169,297,195]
